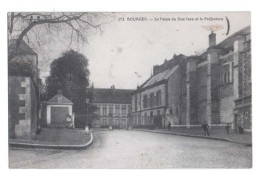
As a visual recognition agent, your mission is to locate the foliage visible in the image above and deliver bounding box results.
[46,50,90,114]
[74,110,98,129]
[8,61,35,77]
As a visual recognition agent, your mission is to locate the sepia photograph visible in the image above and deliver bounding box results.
[7,11,252,169]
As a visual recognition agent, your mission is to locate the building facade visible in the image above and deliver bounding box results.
[131,26,251,131]
[90,86,133,128]
[131,55,188,128]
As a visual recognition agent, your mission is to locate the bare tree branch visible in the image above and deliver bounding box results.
[8,12,114,62]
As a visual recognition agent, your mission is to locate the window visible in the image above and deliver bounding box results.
[149,93,155,107]
[169,109,173,114]
[143,95,148,109]
[222,62,233,84]
[245,112,248,120]
[103,106,107,116]
[128,105,131,113]
[135,95,137,112]
[115,105,120,115]
[122,105,126,116]
[96,106,101,115]
[157,110,160,118]
[109,106,113,116]
[150,111,153,123]
[156,90,162,106]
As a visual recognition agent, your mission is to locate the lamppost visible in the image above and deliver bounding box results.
[86,98,90,131]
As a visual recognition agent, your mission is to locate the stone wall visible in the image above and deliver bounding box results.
[197,64,207,124]
[9,76,38,139]
[167,66,182,124]
[189,69,199,124]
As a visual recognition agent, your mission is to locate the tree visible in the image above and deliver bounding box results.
[8,12,115,61]
[46,49,90,114]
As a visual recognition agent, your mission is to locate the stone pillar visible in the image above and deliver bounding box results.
[206,54,212,128]
[47,105,51,124]
[15,78,32,139]
[186,62,191,128]
[233,38,244,99]
[232,38,244,129]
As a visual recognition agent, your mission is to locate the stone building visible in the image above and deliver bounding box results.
[233,27,251,131]
[90,86,133,128]
[131,26,251,131]
[8,40,40,139]
[131,55,187,128]
[41,91,74,128]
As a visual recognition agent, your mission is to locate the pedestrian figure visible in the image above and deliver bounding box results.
[168,122,171,131]
[202,121,210,136]
[226,123,230,135]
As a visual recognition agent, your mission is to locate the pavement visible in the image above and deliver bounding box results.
[9,128,93,149]
[133,126,252,146]
[9,130,252,168]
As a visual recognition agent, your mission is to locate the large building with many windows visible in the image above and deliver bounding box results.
[131,26,251,131]
[131,54,187,128]
[90,86,133,128]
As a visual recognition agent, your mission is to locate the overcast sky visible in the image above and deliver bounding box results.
[39,12,250,89]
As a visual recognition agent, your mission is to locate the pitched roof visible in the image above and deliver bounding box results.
[8,39,37,57]
[47,94,73,105]
[218,25,250,48]
[90,88,134,104]
[205,25,251,52]
[141,65,179,89]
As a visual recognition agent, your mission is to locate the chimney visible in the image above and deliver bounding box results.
[209,31,216,47]
[153,65,160,75]
[111,85,115,89]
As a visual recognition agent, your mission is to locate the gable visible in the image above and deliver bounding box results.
[47,94,73,105]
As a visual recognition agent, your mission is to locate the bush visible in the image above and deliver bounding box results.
[74,114,87,129]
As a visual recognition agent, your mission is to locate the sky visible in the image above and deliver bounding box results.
[39,12,250,89]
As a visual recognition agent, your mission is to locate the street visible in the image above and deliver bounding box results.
[9,130,252,168]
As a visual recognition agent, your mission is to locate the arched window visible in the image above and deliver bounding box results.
[245,112,248,120]
[224,69,229,84]
[149,93,154,107]
[223,62,233,84]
